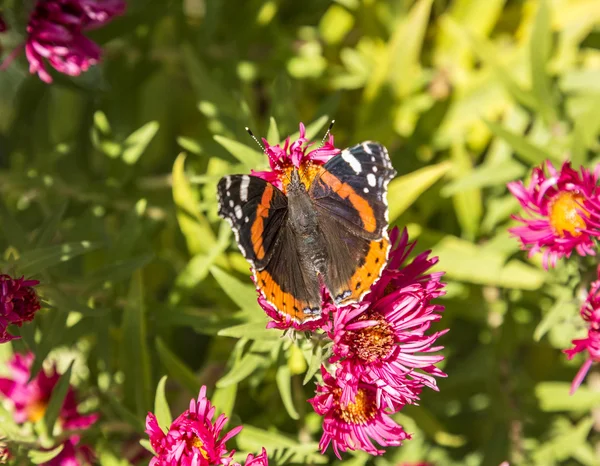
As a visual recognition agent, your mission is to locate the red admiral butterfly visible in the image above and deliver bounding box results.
[217,136,396,324]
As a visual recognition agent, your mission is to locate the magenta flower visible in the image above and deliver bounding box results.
[145,386,243,466]
[565,271,600,394]
[234,448,269,466]
[0,352,98,429]
[308,366,410,458]
[507,161,600,269]
[329,227,447,407]
[4,0,125,83]
[251,122,339,191]
[42,435,94,466]
[0,274,41,343]
[0,15,6,33]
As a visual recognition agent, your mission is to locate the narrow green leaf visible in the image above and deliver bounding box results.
[17,242,101,275]
[530,0,557,124]
[154,376,172,430]
[449,142,482,240]
[210,266,258,310]
[214,135,265,170]
[218,322,279,340]
[28,311,70,380]
[0,198,27,251]
[537,382,600,412]
[44,360,74,436]
[155,337,199,395]
[267,116,280,145]
[102,392,145,432]
[217,353,265,388]
[485,120,558,165]
[212,384,238,424]
[78,254,153,291]
[388,161,451,221]
[121,271,152,417]
[28,444,64,464]
[534,298,576,342]
[122,121,160,165]
[35,201,68,248]
[441,160,525,196]
[139,439,154,454]
[303,343,323,385]
[276,364,299,420]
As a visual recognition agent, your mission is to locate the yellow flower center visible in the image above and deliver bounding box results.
[548,191,588,237]
[344,313,395,364]
[187,436,209,460]
[335,388,377,425]
[26,399,48,423]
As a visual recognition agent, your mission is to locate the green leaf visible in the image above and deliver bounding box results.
[288,115,329,141]
[537,382,600,412]
[217,353,265,388]
[485,120,558,165]
[154,376,172,430]
[121,270,152,417]
[156,337,199,395]
[303,343,324,385]
[388,161,451,221]
[28,311,70,380]
[44,360,74,436]
[276,364,299,420]
[0,198,27,251]
[267,116,280,145]
[172,153,216,255]
[16,241,101,275]
[28,444,64,464]
[449,141,482,240]
[214,135,265,170]
[441,160,525,196]
[530,0,558,124]
[212,384,238,424]
[78,254,153,291]
[534,298,576,342]
[139,439,154,454]
[35,201,68,248]
[210,266,258,310]
[122,121,160,165]
[218,322,279,340]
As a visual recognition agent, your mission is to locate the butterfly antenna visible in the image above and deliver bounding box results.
[317,119,335,150]
[246,126,291,183]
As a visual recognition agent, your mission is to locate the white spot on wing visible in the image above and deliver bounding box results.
[235,205,243,219]
[240,175,250,202]
[363,187,369,193]
[342,149,362,174]
[367,173,377,187]
[373,166,378,173]
[225,176,232,189]
[363,143,373,155]
[229,200,234,207]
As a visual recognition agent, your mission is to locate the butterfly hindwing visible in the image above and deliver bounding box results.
[309,142,396,239]
[217,175,288,270]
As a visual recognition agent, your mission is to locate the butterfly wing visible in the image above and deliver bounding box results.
[217,175,288,270]
[217,174,322,322]
[309,142,396,304]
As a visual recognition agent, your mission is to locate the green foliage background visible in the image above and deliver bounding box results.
[1,0,600,464]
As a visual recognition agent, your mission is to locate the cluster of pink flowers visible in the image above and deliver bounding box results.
[146,386,267,466]
[252,124,447,458]
[1,0,125,83]
[509,161,600,393]
[0,274,42,343]
[0,352,98,465]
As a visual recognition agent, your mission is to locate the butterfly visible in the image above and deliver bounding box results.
[217,141,396,324]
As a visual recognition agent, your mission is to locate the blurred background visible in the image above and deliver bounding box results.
[1,0,600,464]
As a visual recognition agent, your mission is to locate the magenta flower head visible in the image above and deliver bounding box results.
[8,0,125,83]
[564,269,600,394]
[0,274,41,343]
[0,352,98,429]
[308,366,410,458]
[43,435,94,466]
[146,386,243,466]
[250,122,340,191]
[0,14,6,33]
[329,228,447,407]
[507,161,600,269]
[234,448,269,466]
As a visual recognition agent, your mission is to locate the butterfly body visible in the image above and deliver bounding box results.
[217,141,396,324]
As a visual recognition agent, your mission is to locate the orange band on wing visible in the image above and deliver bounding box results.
[318,170,376,233]
[338,237,390,305]
[250,185,274,260]
[255,270,320,323]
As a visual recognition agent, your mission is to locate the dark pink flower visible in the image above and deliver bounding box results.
[0,274,41,343]
[6,0,125,83]
[565,272,600,394]
[0,352,98,429]
[0,15,6,33]
[233,448,268,466]
[251,122,339,192]
[42,435,94,466]
[308,366,410,458]
[145,386,243,466]
[507,161,600,269]
[329,228,447,407]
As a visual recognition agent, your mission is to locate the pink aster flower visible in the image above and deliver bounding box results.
[42,435,94,466]
[251,122,340,191]
[145,386,243,466]
[0,352,98,430]
[507,161,600,269]
[2,0,125,83]
[329,227,447,408]
[233,448,268,466]
[0,274,41,343]
[308,366,410,458]
[564,271,600,394]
